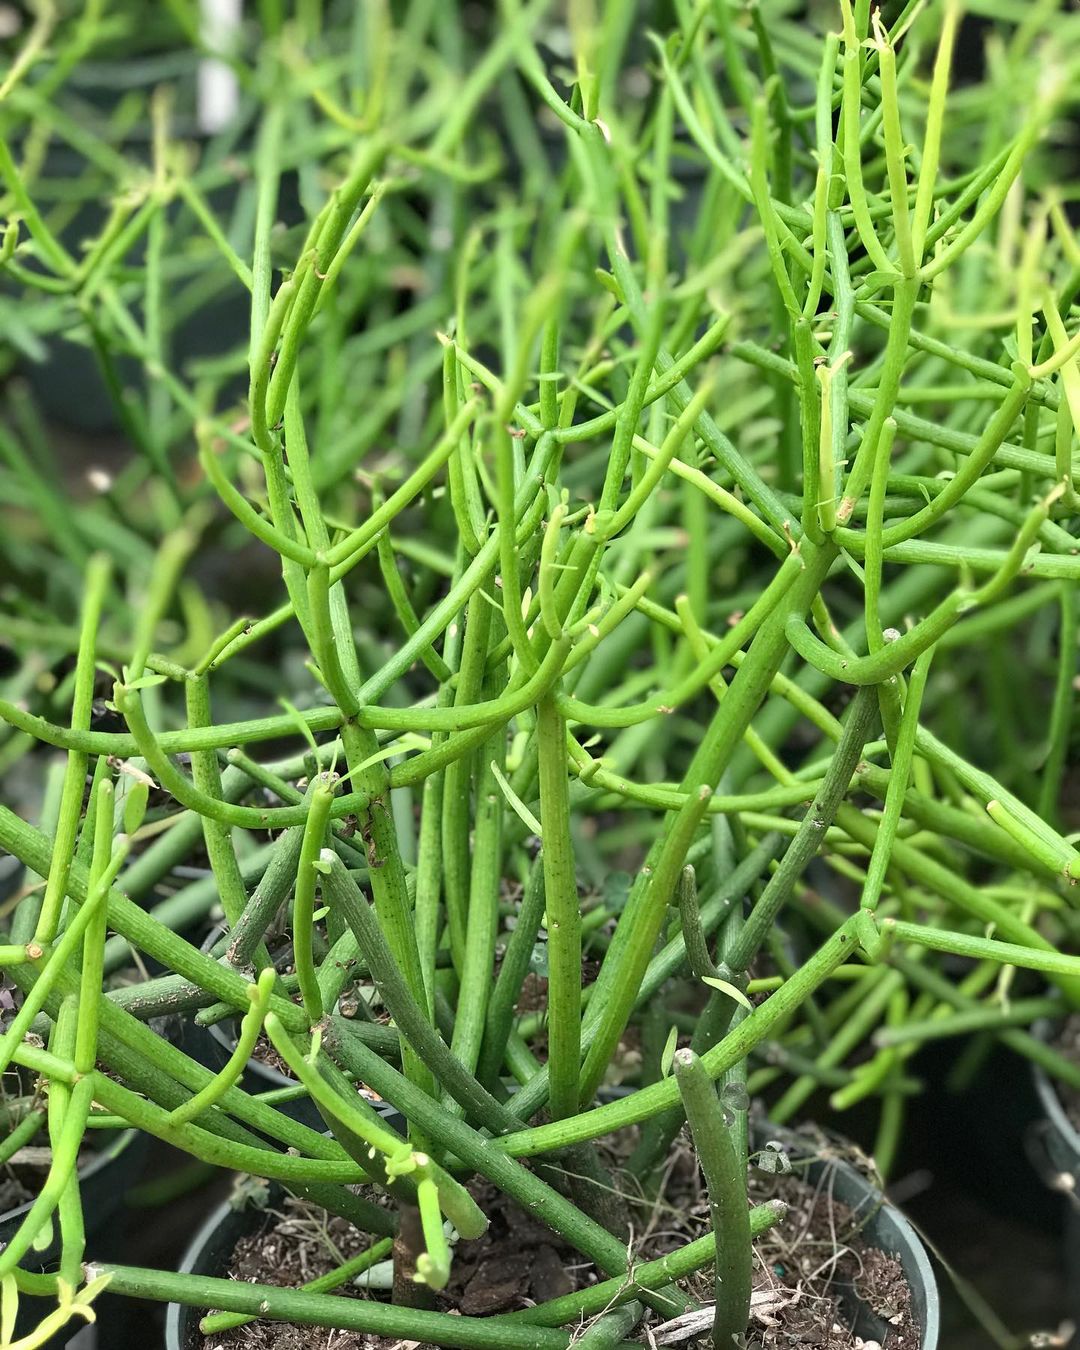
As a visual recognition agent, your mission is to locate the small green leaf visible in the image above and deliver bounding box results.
[124,673,168,692]
[31,1214,54,1253]
[660,1023,679,1078]
[278,697,319,756]
[594,268,623,300]
[490,760,543,838]
[1,1271,18,1344]
[701,976,754,1011]
[354,732,431,774]
[857,269,897,295]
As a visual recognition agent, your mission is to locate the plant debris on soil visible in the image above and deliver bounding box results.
[194,1183,585,1350]
[196,1125,921,1350]
[248,1031,299,1081]
[194,1198,375,1350]
[748,1163,919,1349]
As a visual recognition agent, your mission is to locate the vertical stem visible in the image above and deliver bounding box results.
[674,1048,751,1346]
[477,857,547,1087]
[74,777,115,1076]
[184,675,251,931]
[838,278,917,523]
[579,783,713,1103]
[50,996,86,1296]
[1038,581,1078,825]
[536,695,581,1119]
[860,647,934,913]
[442,586,493,969]
[449,724,505,1083]
[35,555,110,944]
[294,775,336,1023]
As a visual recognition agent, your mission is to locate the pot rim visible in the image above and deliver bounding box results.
[761,1121,939,1347]
[0,1125,142,1228]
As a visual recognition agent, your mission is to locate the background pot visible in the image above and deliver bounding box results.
[1029,1052,1080,1326]
[1,1127,146,1348]
[166,1112,403,1350]
[194,1013,328,1133]
[166,1191,261,1350]
[0,1126,145,1264]
[167,1113,939,1350]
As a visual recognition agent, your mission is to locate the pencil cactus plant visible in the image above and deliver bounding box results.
[2,1,1080,1347]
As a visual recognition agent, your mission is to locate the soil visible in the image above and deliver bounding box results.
[747,1140,919,1349]
[248,1031,296,1080]
[192,1127,922,1350]
[1050,1012,1080,1134]
[193,1183,585,1350]
[218,1028,388,1116]
[200,1199,377,1349]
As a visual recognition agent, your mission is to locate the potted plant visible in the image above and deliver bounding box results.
[3,0,1080,1346]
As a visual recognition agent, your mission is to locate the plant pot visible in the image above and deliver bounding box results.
[1029,1051,1080,1325]
[0,1126,145,1264]
[165,1190,272,1350]
[762,1122,940,1348]
[166,1114,939,1350]
[2,1126,146,1348]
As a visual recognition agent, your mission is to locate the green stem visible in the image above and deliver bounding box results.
[494,920,859,1157]
[294,775,337,1022]
[674,1048,751,1347]
[91,1264,626,1350]
[34,554,110,944]
[728,686,878,972]
[321,856,519,1132]
[537,696,582,1119]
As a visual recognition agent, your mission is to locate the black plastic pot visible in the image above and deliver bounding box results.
[166,1115,939,1350]
[166,1191,274,1350]
[0,1126,145,1264]
[1030,1055,1080,1325]
[167,1112,406,1350]
[2,1127,146,1348]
